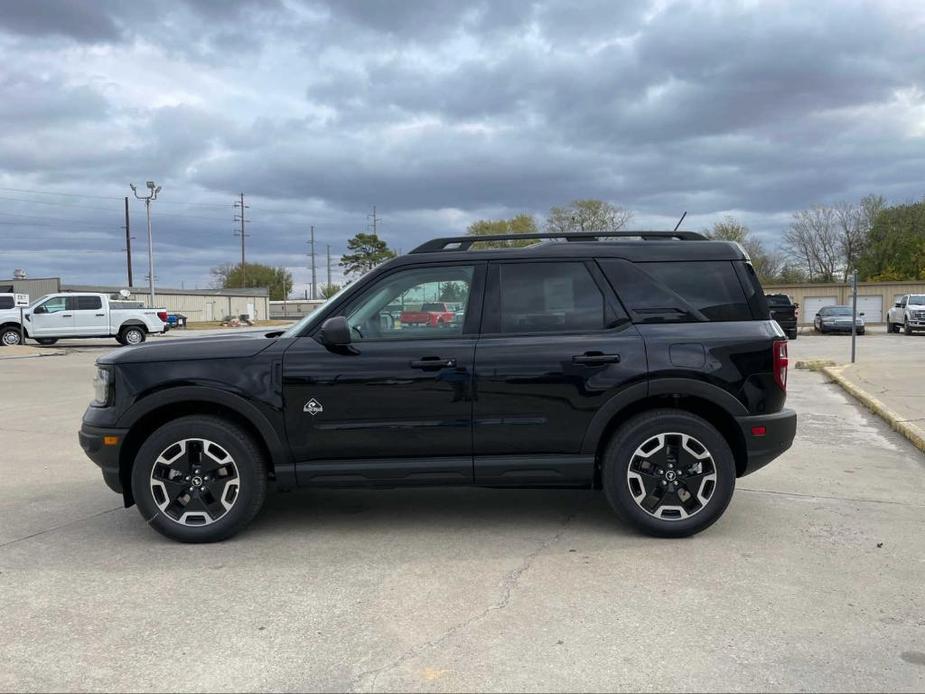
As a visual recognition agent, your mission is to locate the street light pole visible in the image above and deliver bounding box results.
[130,181,161,307]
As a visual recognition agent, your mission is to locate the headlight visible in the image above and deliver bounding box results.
[92,367,113,407]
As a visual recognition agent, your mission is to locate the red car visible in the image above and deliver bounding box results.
[399,302,455,327]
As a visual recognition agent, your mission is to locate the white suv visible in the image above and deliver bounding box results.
[887,294,925,335]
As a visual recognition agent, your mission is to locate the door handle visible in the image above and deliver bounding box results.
[572,352,621,365]
[95,313,105,317]
[62,314,72,317]
[410,357,456,369]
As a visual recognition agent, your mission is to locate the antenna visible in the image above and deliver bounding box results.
[673,211,687,232]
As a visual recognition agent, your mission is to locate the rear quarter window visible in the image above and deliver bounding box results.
[600,259,755,322]
[0,296,13,310]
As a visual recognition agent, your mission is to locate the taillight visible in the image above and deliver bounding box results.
[773,339,788,391]
[157,310,168,322]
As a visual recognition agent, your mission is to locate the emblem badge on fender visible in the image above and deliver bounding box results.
[303,398,324,415]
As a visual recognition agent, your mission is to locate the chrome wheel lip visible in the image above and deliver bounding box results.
[626,432,717,521]
[150,437,240,527]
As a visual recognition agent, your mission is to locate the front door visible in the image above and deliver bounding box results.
[473,260,647,485]
[30,296,74,337]
[283,262,484,485]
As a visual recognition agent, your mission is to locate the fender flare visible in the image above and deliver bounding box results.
[118,320,147,332]
[117,385,293,481]
[579,378,748,455]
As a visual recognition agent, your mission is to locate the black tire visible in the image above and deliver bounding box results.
[787,330,797,340]
[1,327,23,346]
[888,322,897,334]
[119,325,146,345]
[905,322,913,336]
[602,409,736,538]
[131,415,267,543]
[35,338,58,345]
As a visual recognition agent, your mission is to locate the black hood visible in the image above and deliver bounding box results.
[98,332,278,365]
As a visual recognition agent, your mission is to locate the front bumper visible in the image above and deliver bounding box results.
[78,423,129,494]
[735,408,797,476]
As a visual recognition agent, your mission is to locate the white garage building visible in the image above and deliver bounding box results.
[764,280,925,325]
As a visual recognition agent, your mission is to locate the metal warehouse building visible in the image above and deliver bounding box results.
[764,280,925,325]
[0,277,270,323]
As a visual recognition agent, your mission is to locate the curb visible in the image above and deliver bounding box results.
[822,365,925,453]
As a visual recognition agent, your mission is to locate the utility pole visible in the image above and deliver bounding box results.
[129,181,161,307]
[308,225,317,300]
[367,205,382,236]
[326,244,332,291]
[122,196,133,287]
[234,193,250,286]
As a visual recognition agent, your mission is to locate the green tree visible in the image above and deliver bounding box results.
[545,199,632,234]
[210,262,293,301]
[320,283,342,299]
[707,216,782,284]
[438,281,467,303]
[466,213,538,248]
[857,199,925,281]
[340,232,396,277]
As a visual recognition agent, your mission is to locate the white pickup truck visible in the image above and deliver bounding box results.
[0,292,168,347]
[887,294,925,335]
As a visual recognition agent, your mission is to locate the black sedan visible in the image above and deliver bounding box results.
[814,305,865,334]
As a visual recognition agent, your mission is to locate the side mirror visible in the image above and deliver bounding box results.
[33,305,46,314]
[895,302,902,307]
[319,316,351,347]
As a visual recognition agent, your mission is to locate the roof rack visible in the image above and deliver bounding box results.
[410,230,707,253]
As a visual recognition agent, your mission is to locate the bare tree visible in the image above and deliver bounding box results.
[546,199,633,234]
[783,205,840,282]
[834,195,886,281]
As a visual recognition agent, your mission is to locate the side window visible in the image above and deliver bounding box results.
[601,260,752,322]
[75,296,102,311]
[344,265,475,340]
[0,296,13,310]
[497,262,604,333]
[40,297,68,314]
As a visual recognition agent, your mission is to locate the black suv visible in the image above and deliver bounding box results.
[79,231,796,542]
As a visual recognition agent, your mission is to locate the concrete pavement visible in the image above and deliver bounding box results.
[0,335,924,692]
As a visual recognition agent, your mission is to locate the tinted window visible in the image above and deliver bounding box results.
[498,262,604,333]
[75,296,102,310]
[765,294,791,307]
[601,260,752,322]
[0,296,13,309]
[345,265,474,340]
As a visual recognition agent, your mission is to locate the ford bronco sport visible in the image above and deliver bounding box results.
[79,231,796,542]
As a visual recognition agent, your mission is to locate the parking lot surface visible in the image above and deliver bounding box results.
[1,332,924,692]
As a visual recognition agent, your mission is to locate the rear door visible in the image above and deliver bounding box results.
[472,259,646,486]
[71,295,108,336]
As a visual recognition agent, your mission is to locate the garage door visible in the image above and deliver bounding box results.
[856,295,883,323]
[803,296,838,324]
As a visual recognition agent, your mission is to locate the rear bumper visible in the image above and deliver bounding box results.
[78,423,129,493]
[735,408,797,476]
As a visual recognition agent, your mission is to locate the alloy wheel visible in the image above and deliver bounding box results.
[149,438,241,526]
[626,432,717,521]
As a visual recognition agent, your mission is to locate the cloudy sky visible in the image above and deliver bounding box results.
[1,0,923,294]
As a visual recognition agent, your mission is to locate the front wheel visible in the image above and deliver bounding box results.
[1,327,23,346]
[602,410,736,538]
[905,322,914,335]
[131,415,267,542]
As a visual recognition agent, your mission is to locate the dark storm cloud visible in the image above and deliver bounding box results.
[0,0,923,289]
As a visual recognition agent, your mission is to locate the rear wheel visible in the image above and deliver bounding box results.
[1,327,23,346]
[131,415,267,542]
[120,326,146,345]
[602,410,736,538]
[35,338,58,345]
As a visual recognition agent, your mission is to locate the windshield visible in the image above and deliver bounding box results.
[908,295,925,305]
[822,307,853,316]
[281,284,352,338]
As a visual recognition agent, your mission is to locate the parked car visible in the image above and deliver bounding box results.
[765,293,798,339]
[399,301,456,327]
[0,293,168,346]
[813,305,865,334]
[887,294,925,335]
[79,230,796,543]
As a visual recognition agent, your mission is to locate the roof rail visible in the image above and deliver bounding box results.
[410,230,708,253]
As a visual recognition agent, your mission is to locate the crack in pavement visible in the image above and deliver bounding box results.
[349,510,578,693]
[0,506,123,550]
